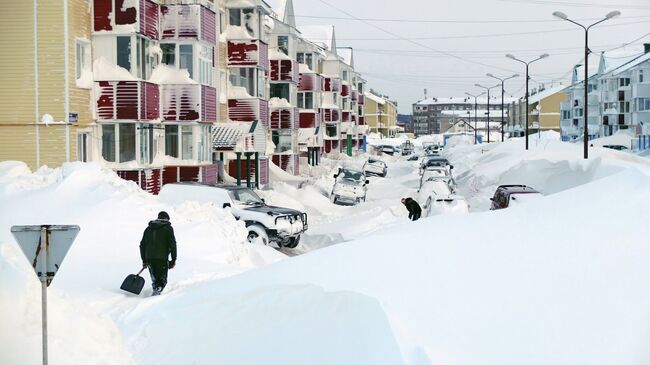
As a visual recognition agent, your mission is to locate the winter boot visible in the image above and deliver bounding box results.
[152,287,162,296]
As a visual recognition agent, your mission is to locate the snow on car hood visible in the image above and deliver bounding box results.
[242,204,304,216]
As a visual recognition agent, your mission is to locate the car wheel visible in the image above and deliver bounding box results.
[287,235,300,249]
[247,224,270,246]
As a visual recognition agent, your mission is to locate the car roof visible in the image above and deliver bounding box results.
[497,185,540,194]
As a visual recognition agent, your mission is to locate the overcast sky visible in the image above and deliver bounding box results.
[290,0,650,113]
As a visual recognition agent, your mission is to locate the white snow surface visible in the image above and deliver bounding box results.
[2,134,650,364]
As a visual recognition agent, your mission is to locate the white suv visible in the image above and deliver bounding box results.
[159,183,307,248]
[330,168,369,205]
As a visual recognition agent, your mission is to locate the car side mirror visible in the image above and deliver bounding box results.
[223,203,231,208]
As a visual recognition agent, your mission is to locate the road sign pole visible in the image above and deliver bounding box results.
[40,226,48,365]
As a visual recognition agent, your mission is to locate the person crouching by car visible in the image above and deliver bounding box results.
[401,197,422,221]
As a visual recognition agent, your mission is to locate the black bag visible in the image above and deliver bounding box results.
[120,267,146,295]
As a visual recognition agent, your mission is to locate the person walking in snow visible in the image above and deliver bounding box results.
[140,211,177,296]
[401,197,422,221]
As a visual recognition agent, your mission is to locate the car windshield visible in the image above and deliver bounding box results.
[338,170,363,184]
[231,188,264,205]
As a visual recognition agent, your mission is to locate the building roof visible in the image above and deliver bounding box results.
[611,52,650,76]
[364,92,386,105]
[299,25,336,52]
[211,122,253,150]
[527,83,567,104]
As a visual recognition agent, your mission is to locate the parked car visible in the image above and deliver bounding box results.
[331,168,369,205]
[417,178,453,208]
[401,140,415,155]
[363,157,388,177]
[419,167,451,187]
[602,144,628,151]
[420,157,452,175]
[426,195,470,216]
[159,183,307,248]
[379,145,398,156]
[489,185,542,210]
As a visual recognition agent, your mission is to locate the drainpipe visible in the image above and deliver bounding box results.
[254,152,259,188]
[63,0,70,162]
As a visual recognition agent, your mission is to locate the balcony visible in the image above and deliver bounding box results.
[299,111,318,128]
[95,81,159,120]
[342,111,351,122]
[228,98,269,127]
[341,84,350,97]
[351,90,358,102]
[270,107,298,129]
[298,73,323,92]
[227,39,269,69]
[270,60,299,83]
[358,94,365,105]
[320,108,340,123]
[93,0,159,39]
[323,77,341,92]
[160,4,217,45]
[161,84,217,122]
[358,116,365,125]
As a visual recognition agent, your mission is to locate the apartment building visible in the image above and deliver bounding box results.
[506,84,567,136]
[365,91,398,138]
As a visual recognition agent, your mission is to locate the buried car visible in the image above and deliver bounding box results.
[331,168,369,205]
[489,184,542,210]
[159,183,307,248]
[425,195,470,216]
[363,157,388,177]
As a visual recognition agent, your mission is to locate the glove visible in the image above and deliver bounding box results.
[168,260,176,269]
[142,261,148,269]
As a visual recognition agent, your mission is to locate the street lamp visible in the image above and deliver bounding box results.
[378,109,384,139]
[487,73,519,142]
[553,10,620,159]
[466,91,486,144]
[475,83,500,143]
[506,53,549,150]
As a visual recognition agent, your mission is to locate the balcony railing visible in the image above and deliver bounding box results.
[358,94,365,105]
[320,108,340,123]
[228,98,269,127]
[298,73,322,92]
[270,60,299,82]
[160,4,216,44]
[95,80,159,120]
[227,39,268,69]
[323,77,341,92]
[270,107,298,129]
[161,84,216,122]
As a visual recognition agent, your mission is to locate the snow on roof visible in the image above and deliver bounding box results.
[221,25,254,41]
[337,47,353,67]
[599,45,645,75]
[268,47,292,60]
[298,63,315,74]
[93,56,136,81]
[149,64,197,85]
[299,25,336,52]
[527,83,566,104]
[364,92,386,105]
[228,85,253,99]
[612,52,650,76]
[227,0,257,7]
[212,122,253,150]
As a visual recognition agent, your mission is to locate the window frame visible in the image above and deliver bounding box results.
[75,39,91,86]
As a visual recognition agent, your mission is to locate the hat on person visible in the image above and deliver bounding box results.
[158,211,170,220]
[400,198,406,204]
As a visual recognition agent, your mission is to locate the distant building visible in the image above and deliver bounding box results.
[397,114,413,133]
[365,91,398,137]
[507,84,568,136]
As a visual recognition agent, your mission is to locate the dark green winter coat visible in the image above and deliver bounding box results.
[140,220,177,262]
[403,198,422,219]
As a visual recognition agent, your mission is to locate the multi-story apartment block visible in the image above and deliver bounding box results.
[412,97,506,140]
[365,91,398,138]
[560,46,650,142]
[0,1,92,169]
[506,84,567,136]
[295,36,325,165]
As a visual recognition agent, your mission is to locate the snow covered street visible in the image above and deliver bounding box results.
[2,134,650,364]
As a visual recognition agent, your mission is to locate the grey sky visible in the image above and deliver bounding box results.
[290,0,650,113]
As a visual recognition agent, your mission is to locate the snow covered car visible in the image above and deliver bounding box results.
[419,167,451,186]
[379,145,398,156]
[159,183,307,248]
[425,195,470,216]
[401,141,414,155]
[489,185,542,210]
[419,157,453,175]
[363,158,387,177]
[330,168,369,205]
[417,178,453,209]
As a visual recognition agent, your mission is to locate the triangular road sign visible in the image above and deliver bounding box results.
[11,225,80,286]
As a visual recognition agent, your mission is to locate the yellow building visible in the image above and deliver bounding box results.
[528,85,569,133]
[0,1,92,170]
[364,91,398,137]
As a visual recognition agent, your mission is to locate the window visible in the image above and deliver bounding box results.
[229,67,255,96]
[637,97,650,111]
[298,92,314,109]
[607,79,617,91]
[297,53,313,69]
[342,70,348,82]
[139,123,154,164]
[229,8,241,26]
[116,36,131,71]
[326,124,337,137]
[165,125,179,157]
[561,110,571,119]
[270,83,290,101]
[182,125,193,159]
[136,37,155,79]
[277,35,289,55]
[619,101,630,113]
[179,45,193,78]
[119,124,136,163]
[619,78,630,87]
[102,125,116,162]
[198,125,211,162]
[219,11,226,33]
[639,69,644,83]
[199,45,213,85]
[75,40,90,83]
[272,129,293,153]
[161,44,175,66]
[257,71,265,98]
[77,133,89,162]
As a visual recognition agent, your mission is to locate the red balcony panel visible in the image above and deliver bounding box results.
[93,0,112,31]
[341,84,350,97]
[117,169,162,195]
[140,0,159,39]
[228,99,258,121]
[270,108,295,129]
[299,112,316,128]
[358,116,365,125]
[351,90,358,101]
[200,6,217,44]
[298,73,321,91]
[228,40,268,69]
[358,94,365,105]
[141,82,160,120]
[96,82,114,119]
[270,60,298,82]
[115,0,137,25]
[162,85,200,121]
[342,111,351,122]
[320,108,340,123]
[260,100,269,127]
[96,81,160,121]
[201,85,217,122]
[160,5,200,39]
[323,78,331,92]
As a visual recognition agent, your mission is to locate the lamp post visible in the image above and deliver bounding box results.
[487,73,519,142]
[378,109,384,139]
[506,53,549,150]
[475,83,500,143]
[552,10,620,159]
[466,92,486,144]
